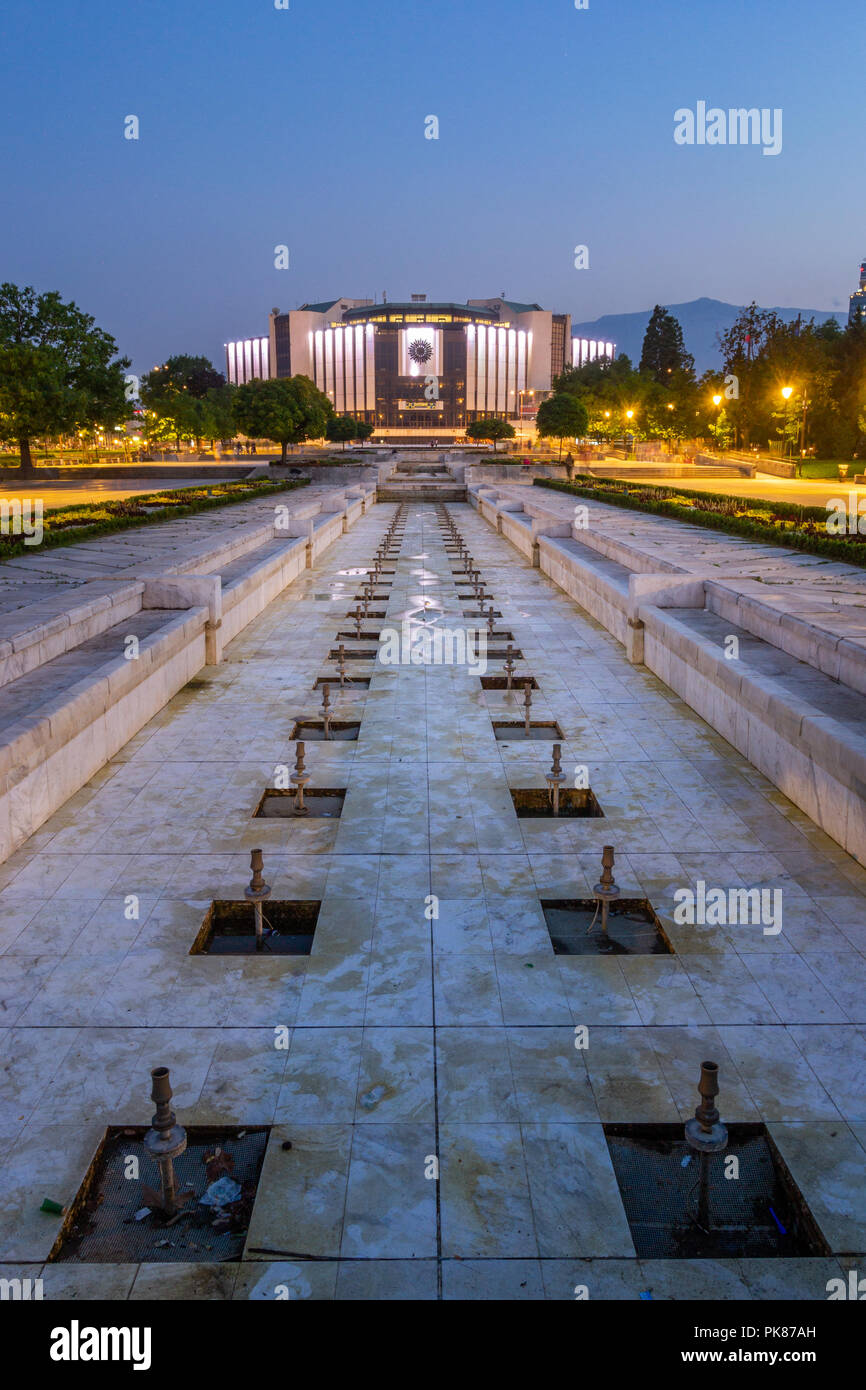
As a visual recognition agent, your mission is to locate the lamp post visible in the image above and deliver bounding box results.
[625,409,634,458]
[781,385,795,464]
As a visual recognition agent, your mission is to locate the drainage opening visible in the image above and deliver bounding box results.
[191,900,321,954]
[327,648,377,661]
[484,648,524,661]
[289,720,360,741]
[604,1123,830,1259]
[254,788,345,818]
[49,1126,270,1264]
[541,898,673,955]
[493,720,563,742]
[511,787,603,818]
[334,630,381,642]
[481,675,538,690]
[314,675,370,689]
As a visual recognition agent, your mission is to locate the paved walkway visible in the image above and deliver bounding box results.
[0,502,863,1299]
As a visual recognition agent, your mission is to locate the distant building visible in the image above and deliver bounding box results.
[225,294,571,433]
[571,337,616,368]
[224,336,269,385]
[849,256,866,325]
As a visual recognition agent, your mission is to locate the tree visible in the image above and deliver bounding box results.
[465,417,516,451]
[639,305,695,382]
[0,283,130,473]
[233,375,333,462]
[140,355,227,453]
[535,393,589,456]
[326,415,361,450]
[352,419,374,444]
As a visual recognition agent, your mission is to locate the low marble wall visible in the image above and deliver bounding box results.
[0,486,374,864]
[0,607,208,864]
[479,489,866,866]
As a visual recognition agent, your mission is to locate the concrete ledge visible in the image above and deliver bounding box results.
[0,607,208,863]
[0,582,145,691]
[0,483,369,864]
[481,488,866,866]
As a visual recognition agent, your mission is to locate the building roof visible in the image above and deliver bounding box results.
[500,300,544,314]
[341,301,498,318]
[298,300,343,314]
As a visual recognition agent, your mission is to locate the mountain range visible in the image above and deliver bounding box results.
[570,297,847,374]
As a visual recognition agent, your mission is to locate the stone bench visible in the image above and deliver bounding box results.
[640,604,866,864]
[0,483,369,863]
[0,603,208,863]
[477,486,866,865]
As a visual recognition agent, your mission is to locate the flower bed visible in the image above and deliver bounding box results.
[533,477,866,567]
[0,479,310,558]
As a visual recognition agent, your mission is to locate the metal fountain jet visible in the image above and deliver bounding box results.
[546,743,565,816]
[321,682,333,740]
[684,1062,729,1234]
[487,610,497,638]
[504,643,517,691]
[353,605,364,637]
[245,848,272,951]
[142,1066,188,1220]
[290,739,311,815]
[589,846,619,935]
[336,642,348,688]
[523,679,533,734]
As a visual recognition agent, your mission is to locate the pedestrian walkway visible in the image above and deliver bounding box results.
[0,502,863,1300]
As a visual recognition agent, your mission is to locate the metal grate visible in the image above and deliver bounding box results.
[605,1124,829,1258]
[52,1128,270,1264]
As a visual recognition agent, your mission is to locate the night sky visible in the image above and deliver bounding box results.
[2,0,862,374]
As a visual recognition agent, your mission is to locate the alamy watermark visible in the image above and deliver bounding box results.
[674,103,782,157]
[378,620,487,672]
[673,880,783,936]
[1,498,43,546]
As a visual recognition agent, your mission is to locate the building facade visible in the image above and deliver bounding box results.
[849,257,866,325]
[225,294,577,431]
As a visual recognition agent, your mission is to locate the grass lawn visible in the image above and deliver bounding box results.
[795,460,861,479]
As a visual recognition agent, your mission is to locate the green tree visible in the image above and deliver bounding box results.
[639,305,695,382]
[0,283,129,473]
[535,393,589,456]
[326,415,361,450]
[140,354,227,453]
[233,375,333,462]
[352,419,374,444]
[465,417,516,451]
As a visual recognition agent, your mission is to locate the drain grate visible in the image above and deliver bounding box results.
[327,648,377,661]
[334,630,382,642]
[191,900,321,954]
[541,898,672,955]
[604,1123,830,1259]
[50,1127,270,1264]
[254,788,345,818]
[511,787,603,818]
[290,720,360,741]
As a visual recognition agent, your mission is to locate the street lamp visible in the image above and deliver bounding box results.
[625,409,635,458]
[780,386,795,461]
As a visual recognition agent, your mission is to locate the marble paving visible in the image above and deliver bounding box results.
[0,501,863,1300]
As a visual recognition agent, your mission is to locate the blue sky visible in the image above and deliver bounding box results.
[1,0,863,373]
